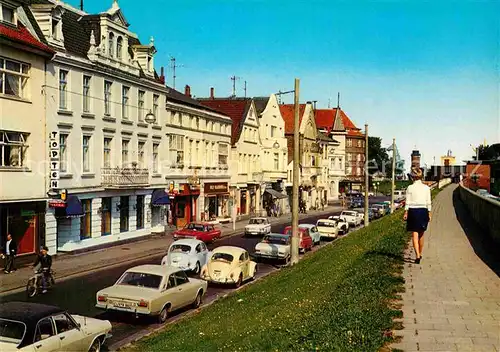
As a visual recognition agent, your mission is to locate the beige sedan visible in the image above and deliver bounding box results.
[96,265,207,323]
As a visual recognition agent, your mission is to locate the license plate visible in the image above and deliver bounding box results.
[114,302,130,308]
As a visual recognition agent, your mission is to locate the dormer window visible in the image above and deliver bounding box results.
[116,36,123,60]
[1,4,15,25]
[108,33,114,57]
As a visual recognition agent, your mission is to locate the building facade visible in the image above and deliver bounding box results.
[315,108,346,201]
[30,0,177,252]
[0,0,55,258]
[281,103,324,210]
[164,86,232,225]
[254,95,289,215]
[198,95,264,218]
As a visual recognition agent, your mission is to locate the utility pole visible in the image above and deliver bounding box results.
[391,138,396,214]
[364,124,369,227]
[291,78,300,266]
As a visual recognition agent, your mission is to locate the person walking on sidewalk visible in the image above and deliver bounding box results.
[2,234,17,274]
[403,167,432,264]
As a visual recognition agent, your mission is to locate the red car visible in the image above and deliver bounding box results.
[173,222,221,243]
[283,226,313,253]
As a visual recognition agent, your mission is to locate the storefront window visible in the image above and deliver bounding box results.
[120,196,129,232]
[80,199,92,239]
[1,203,41,255]
[136,195,144,229]
[101,197,111,236]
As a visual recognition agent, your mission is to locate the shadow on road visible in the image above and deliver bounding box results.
[452,188,500,278]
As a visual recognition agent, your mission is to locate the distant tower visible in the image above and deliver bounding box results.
[411,150,421,169]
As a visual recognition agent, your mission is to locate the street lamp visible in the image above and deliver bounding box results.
[273,141,280,149]
[145,110,156,124]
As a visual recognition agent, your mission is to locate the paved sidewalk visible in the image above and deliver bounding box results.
[391,185,500,352]
[0,206,341,295]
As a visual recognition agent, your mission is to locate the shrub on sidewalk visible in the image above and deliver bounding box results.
[127,210,410,352]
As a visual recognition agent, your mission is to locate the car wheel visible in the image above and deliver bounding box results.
[192,291,203,309]
[158,305,170,324]
[251,266,257,280]
[193,262,201,275]
[26,278,37,298]
[235,274,243,288]
[88,339,101,352]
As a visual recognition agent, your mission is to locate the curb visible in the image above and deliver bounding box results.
[0,207,341,296]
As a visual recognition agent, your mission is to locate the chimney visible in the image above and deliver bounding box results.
[185,85,191,97]
[159,66,165,84]
[80,0,84,11]
[210,87,214,99]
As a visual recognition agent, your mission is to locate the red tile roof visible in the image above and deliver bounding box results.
[315,109,336,131]
[198,98,251,145]
[279,104,306,134]
[0,23,54,55]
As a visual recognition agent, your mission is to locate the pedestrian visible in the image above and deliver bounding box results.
[32,246,52,293]
[403,167,432,264]
[2,234,17,274]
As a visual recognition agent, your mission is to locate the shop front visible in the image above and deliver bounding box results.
[0,201,46,257]
[151,188,170,229]
[171,184,199,228]
[203,182,229,220]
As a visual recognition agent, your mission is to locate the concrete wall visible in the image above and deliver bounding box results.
[459,184,500,245]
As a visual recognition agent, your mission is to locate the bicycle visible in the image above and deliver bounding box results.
[26,268,55,298]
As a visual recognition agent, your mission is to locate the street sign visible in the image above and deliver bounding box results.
[49,131,60,190]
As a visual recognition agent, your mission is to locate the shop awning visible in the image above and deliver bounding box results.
[265,189,288,199]
[55,196,84,218]
[152,189,170,206]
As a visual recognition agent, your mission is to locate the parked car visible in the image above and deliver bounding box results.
[476,189,489,196]
[283,226,314,252]
[333,210,362,227]
[173,222,221,242]
[0,301,112,352]
[298,224,321,245]
[349,198,364,209]
[96,265,207,323]
[371,204,386,217]
[316,219,339,240]
[200,246,257,287]
[161,239,210,275]
[254,233,291,263]
[244,217,271,236]
[394,190,406,198]
[328,216,350,234]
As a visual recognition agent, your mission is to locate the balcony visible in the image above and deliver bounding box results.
[101,167,149,188]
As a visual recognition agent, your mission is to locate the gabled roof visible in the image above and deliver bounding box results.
[253,96,269,115]
[315,109,336,131]
[0,20,54,56]
[166,88,230,116]
[279,104,306,134]
[197,98,252,145]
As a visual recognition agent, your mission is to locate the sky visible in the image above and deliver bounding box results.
[71,0,499,169]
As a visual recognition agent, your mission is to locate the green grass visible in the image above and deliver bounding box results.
[375,180,411,195]
[127,213,411,352]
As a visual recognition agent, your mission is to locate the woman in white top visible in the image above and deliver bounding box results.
[403,167,432,264]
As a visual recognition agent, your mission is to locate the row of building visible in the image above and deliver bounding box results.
[0,0,366,258]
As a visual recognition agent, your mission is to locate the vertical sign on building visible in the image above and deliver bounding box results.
[49,131,60,190]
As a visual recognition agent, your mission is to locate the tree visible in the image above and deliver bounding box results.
[367,136,389,174]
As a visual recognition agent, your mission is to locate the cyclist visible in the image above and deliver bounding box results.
[32,246,52,293]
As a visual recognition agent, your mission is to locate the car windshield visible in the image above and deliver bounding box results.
[170,244,191,253]
[211,252,234,263]
[317,221,336,227]
[117,272,163,289]
[186,223,205,231]
[249,218,265,225]
[342,212,355,216]
[0,319,25,347]
[262,235,288,245]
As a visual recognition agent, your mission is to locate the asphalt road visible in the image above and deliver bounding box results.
[0,207,381,350]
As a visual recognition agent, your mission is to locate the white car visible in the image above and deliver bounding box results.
[161,239,210,275]
[254,233,291,263]
[0,302,112,352]
[244,217,271,236]
[201,246,257,287]
[328,216,350,234]
[316,219,339,239]
[337,210,362,227]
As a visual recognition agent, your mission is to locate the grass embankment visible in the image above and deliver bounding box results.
[127,188,442,352]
